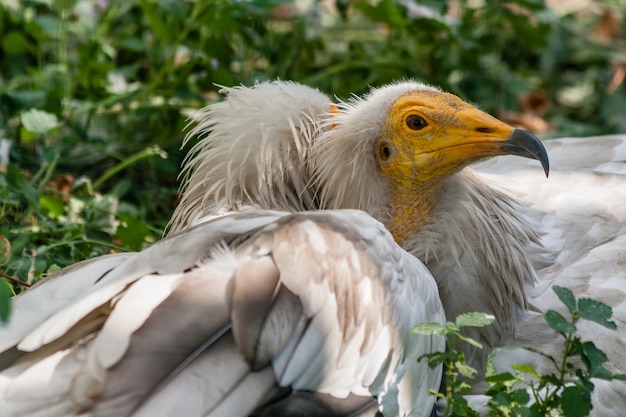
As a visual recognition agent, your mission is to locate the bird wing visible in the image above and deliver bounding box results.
[473,135,626,414]
[475,135,626,311]
[0,210,444,417]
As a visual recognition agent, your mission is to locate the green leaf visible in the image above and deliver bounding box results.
[545,310,577,334]
[457,380,474,394]
[3,90,47,109]
[580,341,613,379]
[7,164,40,208]
[484,349,499,377]
[511,388,531,405]
[46,264,61,275]
[561,385,592,417]
[0,279,13,322]
[581,341,608,366]
[455,312,496,328]
[2,31,31,56]
[452,393,480,416]
[527,403,546,417]
[553,285,577,313]
[457,333,484,349]
[410,322,447,335]
[485,371,517,384]
[5,164,22,189]
[52,0,78,13]
[451,394,470,416]
[455,361,478,379]
[140,0,168,43]
[489,391,512,407]
[355,0,408,28]
[20,109,60,137]
[542,373,562,386]
[420,351,449,368]
[115,214,151,251]
[39,195,66,218]
[511,364,541,378]
[512,406,533,417]
[578,298,616,330]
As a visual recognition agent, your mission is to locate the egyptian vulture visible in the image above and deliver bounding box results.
[167,81,626,415]
[0,80,624,417]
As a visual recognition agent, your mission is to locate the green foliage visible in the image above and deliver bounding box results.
[0,155,160,288]
[412,312,496,417]
[413,287,626,416]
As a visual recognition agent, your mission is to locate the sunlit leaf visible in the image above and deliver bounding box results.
[20,109,60,137]
[39,195,65,218]
[456,333,484,349]
[455,361,478,379]
[455,312,495,328]
[410,322,447,335]
[511,364,540,378]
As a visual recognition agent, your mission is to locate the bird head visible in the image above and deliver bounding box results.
[314,81,549,242]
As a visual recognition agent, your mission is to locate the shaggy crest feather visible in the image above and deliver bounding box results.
[169,81,334,233]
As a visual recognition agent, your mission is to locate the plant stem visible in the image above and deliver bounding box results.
[93,146,167,190]
[0,270,30,288]
[443,335,456,417]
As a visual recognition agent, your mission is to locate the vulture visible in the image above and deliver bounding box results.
[0,80,624,417]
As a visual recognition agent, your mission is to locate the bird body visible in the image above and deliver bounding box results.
[1,80,625,416]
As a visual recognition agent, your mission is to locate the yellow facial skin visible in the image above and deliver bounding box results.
[377,91,541,243]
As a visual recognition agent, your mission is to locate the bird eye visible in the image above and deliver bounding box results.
[406,115,428,131]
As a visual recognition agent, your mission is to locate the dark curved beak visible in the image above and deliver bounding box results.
[501,129,550,177]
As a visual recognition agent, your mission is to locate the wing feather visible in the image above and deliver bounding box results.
[0,209,445,417]
[0,253,133,355]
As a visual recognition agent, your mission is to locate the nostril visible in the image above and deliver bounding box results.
[476,127,495,133]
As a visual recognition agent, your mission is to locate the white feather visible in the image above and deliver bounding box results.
[1,210,444,417]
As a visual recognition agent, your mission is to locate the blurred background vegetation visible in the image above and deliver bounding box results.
[1,0,625,301]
